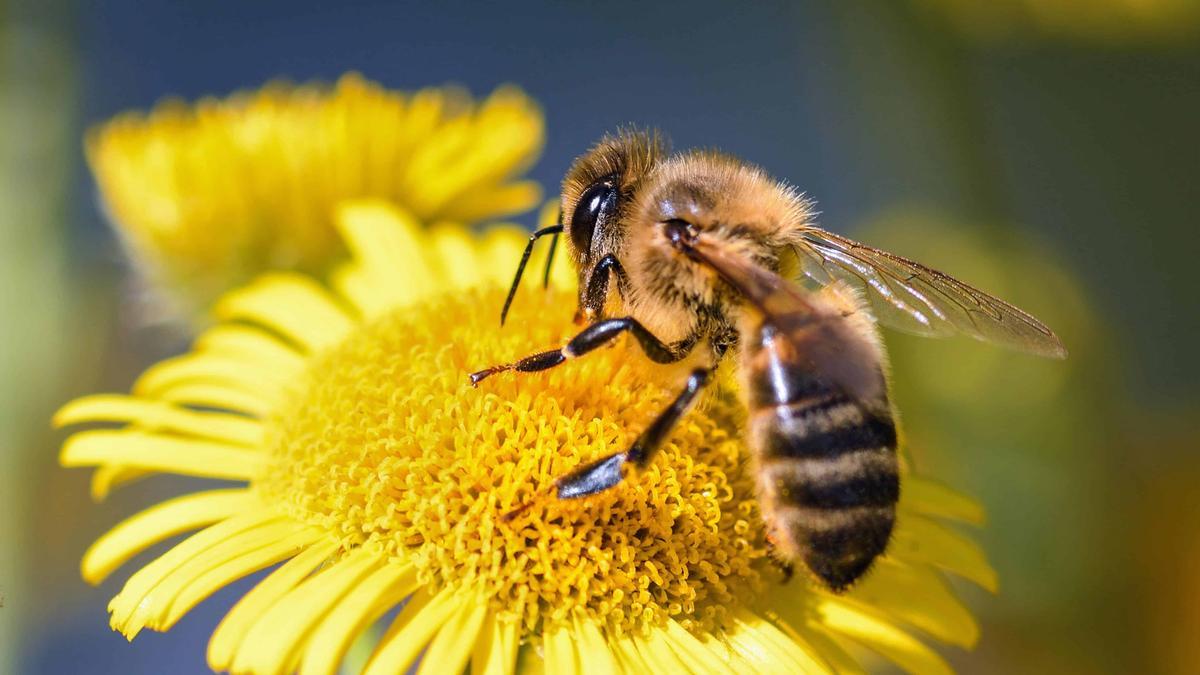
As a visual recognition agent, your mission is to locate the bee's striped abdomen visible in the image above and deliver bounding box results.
[745,321,899,592]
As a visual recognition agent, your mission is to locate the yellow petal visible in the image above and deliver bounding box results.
[157,381,273,416]
[902,476,985,525]
[541,620,581,675]
[427,223,484,290]
[233,547,381,675]
[417,591,488,675]
[726,609,833,674]
[631,628,691,672]
[61,429,265,481]
[477,226,531,289]
[208,538,338,671]
[840,559,979,648]
[109,509,284,638]
[330,264,393,319]
[891,514,998,591]
[82,488,257,584]
[194,323,307,371]
[300,562,420,675]
[335,201,436,306]
[157,525,320,630]
[768,614,866,675]
[470,612,520,675]
[567,614,619,675]
[610,632,654,674]
[133,353,294,406]
[658,619,736,675]
[364,589,463,675]
[215,272,356,352]
[446,180,542,224]
[131,520,300,630]
[55,394,264,447]
[90,465,150,501]
[814,597,953,675]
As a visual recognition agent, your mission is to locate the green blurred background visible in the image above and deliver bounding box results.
[2,1,1198,673]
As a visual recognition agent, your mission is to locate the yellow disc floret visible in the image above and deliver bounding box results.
[257,286,767,636]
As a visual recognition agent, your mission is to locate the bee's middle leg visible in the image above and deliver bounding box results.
[468,317,693,386]
[554,367,712,500]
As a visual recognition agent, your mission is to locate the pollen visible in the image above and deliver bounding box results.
[257,285,767,636]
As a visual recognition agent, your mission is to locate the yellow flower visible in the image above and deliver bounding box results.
[86,73,544,314]
[59,202,996,674]
[917,0,1200,45]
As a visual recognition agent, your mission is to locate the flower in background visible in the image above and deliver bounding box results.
[915,0,1200,45]
[59,201,997,675]
[86,73,544,315]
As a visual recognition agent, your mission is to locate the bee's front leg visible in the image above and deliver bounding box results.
[468,317,695,386]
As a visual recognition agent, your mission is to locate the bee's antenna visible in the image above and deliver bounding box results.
[541,226,560,289]
[500,222,563,326]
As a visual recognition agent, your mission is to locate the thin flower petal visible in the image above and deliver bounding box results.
[727,609,834,674]
[470,612,520,675]
[838,559,979,648]
[658,619,737,675]
[90,464,149,501]
[208,538,339,671]
[195,323,307,370]
[891,514,998,591]
[814,597,954,675]
[215,273,356,352]
[299,562,421,675]
[233,547,381,675]
[417,591,489,675]
[427,223,484,290]
[158,526,321,630]
[55,394,264,447]
[82,488,257,584]
[159,382,273,416]
[611,632,654,673]
[769,613,866,675]
[133,353,296,406]
[130,519,301,633]
[62,430,265,480]
[630,628,694,672]
[109,510,286,638]
[566,615,619,675]
[542,620,582,675]
[477,227,532,289]
[364,589,463,675]
[335,201,436,303]
[447,181,543,224]
[902,476,986,525]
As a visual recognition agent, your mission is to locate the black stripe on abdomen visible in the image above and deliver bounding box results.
[756,398,897,461]
[762,453,899,509]
[751,393,900,591]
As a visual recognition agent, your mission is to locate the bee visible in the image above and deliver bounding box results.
[470,130,1065,591]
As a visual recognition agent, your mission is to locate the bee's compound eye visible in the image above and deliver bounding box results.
[570,177,618,254]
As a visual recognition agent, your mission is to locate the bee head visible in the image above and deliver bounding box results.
[561,129,666,320]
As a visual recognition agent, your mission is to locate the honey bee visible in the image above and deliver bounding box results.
[470,130,1065,591]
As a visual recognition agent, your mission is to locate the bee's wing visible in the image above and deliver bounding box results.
[688,236,887,408]
[791,228,1067,359]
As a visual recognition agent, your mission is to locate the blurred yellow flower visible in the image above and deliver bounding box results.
[86,73,544,314]
[917,0,1200,45]
[59,202,997,674]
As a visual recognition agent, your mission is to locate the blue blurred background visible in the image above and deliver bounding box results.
[3,0,1198,673]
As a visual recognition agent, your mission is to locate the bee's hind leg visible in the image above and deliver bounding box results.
[501,367,712,520]
[551,367,712,500]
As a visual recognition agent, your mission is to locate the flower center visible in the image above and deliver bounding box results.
[257,286,768,635]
